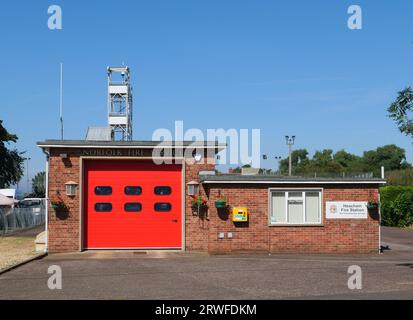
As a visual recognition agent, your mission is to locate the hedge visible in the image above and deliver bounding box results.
[380,186,413,227]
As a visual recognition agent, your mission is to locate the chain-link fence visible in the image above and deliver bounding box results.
[0,207,45,235]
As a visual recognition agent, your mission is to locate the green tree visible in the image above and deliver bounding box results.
[334,150,362,171]
[0,120,24,188]
[279,149,309,175]
[388,87,413,137]
[305,149,343,175]
[31,171,46,198]
[362,144,410,176]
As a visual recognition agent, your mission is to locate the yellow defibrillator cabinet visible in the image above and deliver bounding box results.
[232,207,248,222]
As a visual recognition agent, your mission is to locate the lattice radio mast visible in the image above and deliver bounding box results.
[107,66,133,141]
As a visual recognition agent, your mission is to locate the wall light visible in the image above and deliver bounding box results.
[187,181,199,196]
[65,181,78,196]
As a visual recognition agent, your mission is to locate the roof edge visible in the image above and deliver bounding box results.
[199,175,386,185]
[37,140,227,149]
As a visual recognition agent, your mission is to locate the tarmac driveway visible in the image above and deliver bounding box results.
[0,227,412,300]
[381,226,413,254]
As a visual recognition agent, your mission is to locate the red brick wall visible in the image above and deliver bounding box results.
[46,147,215,253]
[46,147,379,254]
[205,184,380,254]
[184,161,215,251]
[47,149,81,252]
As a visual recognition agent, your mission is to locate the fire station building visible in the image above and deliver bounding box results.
[38,139,385,254]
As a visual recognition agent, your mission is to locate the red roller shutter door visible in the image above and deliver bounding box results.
[83,160,182,249]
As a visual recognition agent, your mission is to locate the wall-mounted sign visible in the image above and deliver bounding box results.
[326,201,368,219]
[80,148,186,158]
[81,149,147,157]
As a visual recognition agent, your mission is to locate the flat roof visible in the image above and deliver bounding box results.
[37,140,226,149]
[200,174,386,185]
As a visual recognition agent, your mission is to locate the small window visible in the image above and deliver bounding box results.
[95,203,112,212]
[154,186,172,195]
[270,190,321,225]
[125,186,142,195]
[124,203,142,212]
[95,186,112,196]
[154,202,172,212]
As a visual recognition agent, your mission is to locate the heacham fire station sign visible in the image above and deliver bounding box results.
[326,201,368,219]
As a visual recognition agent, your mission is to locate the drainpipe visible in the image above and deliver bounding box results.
[378,191,382,254]
[42,148,50,253]
[379,166,384,254]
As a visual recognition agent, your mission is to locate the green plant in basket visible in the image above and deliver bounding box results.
[215,196,227,209]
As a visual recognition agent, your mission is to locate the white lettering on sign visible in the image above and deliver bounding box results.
[81,149,145,157]
[326,201,368,219]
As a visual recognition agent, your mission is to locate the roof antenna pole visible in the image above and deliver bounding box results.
[60,62,64,140]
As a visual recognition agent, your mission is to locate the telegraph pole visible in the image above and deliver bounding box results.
[285,136,295,176]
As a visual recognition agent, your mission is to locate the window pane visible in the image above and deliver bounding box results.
[95,186,112,195]
[95,203,112,212]
[271,192,286,223]
[124,203,142,212]
[305,192,320,223]
[288,200,303,223]
[288,191,303,199]
[154,203,172,212]
[154,186,172,195]
[125,186,142,195]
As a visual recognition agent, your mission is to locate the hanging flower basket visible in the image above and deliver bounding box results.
[367,202,378,210]
[50,200,69,212]
[191,203,208,211]
[215,200,227,209]
[191,196,208,212]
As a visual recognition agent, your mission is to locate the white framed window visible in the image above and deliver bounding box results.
[269,189,322,225]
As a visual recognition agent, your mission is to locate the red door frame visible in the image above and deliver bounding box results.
[80,158,184,250]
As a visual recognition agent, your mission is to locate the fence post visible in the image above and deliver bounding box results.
[0,208,4,236]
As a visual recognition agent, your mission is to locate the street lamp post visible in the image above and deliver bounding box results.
[285,136,295,176]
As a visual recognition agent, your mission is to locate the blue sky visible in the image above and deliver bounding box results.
[1,0,413,193]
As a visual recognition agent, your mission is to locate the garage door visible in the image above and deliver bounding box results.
[83,160,182,249]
